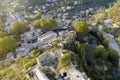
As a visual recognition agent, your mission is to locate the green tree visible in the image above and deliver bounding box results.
[67,21,72,26]
[74,21,88,37]
[0,31,8,38]
[107,48,118,65]
[33,20,40,28]
[116,36,120,44]
[96,45,108,59]
[0,37,16,59]
[67,41,85,68]
[10,21,27,38]
[0,23,4,31]
[75,42,85,65]
[58,53,71,69]
[26,12,41,21]
[33,12,41,19]
[89,44,118,66]
[33,18,57,31]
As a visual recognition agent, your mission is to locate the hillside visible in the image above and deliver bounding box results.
[0,0,120,80]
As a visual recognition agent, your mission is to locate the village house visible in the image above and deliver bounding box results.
[54,25,69,31]
[37,52,58,68]
[33,31,57,49]
[60,64,88,80]
[6,52,15,60]
[15,47,29,57]
[38,31,57,41]
[57,31,67,37]
[26,52,59,80]
[26,66,49,80]
[20,28,42,43]
[25,30,87,80]
[21,31,37,43]
[57,31,76,49]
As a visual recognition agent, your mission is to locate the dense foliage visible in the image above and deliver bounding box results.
[0,49,43,80]
[58,53,71,69]
[10,21,27,35]
[0,37,16,59]
[108,0,120,25]
[26,12,41,21]
[74,21,88,37]
[89,45,118,65]
[33,18,57,31]
[0,31,8,38]
[0,0,119,80]
[116,36,120,44]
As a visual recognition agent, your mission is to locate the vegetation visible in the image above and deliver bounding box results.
[116,36,120,45]
[0,23,4,31]
[0,31,8,38]
[10,21,27,35]
[58,53,71,69]
[103,27,120,37]
[26,12,41,21]
[0,37,16,59]
[33,12,41,19]
[10,21,27,40]
[43,68,57,80]
[0,0,119,80]
[66,41,86,72]
[0,13,6,23]
[86,44,118,80]
[33,20,40,28]
[69,42,85,66]
[96,7,105,21]
[67,21,72,26]
[15,49,43,70]
[89,45,118,66]
[0,49,43,80]
[108,0,120,25]
[28,0,46,5]
[74,21,88,37]
[87,68,112,80]
[89,29,109,47]
[33,18,57,31]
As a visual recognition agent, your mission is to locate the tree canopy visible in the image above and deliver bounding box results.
[33,20,40,28]
[33,18,57,31]
[116,36,120,44]
[74,21,88,37]
[0,31,8,38]
[26,12,41,21]
[89,45,118,65]
[33,12,41,19]
[58,53,71,69]
[10,21,27,35]
[0,23,4,31]
[0,37,16,59]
